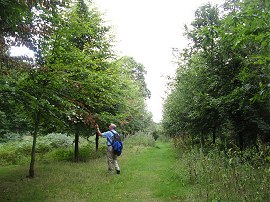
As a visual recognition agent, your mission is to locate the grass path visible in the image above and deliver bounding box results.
[0,141,188,201]
[104,142,180,201]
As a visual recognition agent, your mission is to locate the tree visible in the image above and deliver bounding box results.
[1,0,153,178]
[115,56,151,99]
[41,0,116,162]
[1,1,71,177]
[163,3,222,147]
[0,0,35,136]
[163,0,270,150]
[218,0,270,147]
[112,56,153,134]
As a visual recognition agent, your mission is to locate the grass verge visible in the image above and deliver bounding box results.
[0,141,186,201]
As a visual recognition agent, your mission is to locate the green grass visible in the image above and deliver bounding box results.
[2,139,267,201]
[0,141,188,202]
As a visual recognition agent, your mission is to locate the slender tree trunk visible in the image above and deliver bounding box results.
[74,125,79,162]
[191,135,195,146]
[95,131,99,152]
[212,127,216,144]
[238,132,244,151]
[28,110,40,178]
[200,132,205,154]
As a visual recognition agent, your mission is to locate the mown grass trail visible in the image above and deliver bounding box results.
[0,141,187,201]
[103,142,183,201]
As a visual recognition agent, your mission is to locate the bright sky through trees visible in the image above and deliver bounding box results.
[95,0,224,122]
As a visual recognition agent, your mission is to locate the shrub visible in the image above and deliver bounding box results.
[0,133,106,165]
[0,144,17,165]
[40,133,74,148]
[36,139,53,154]
[125,131,156,147]
[79,144,107,162]
[43,142,107,162]
[15,140,33,156]
[0,133,23,143]
[0,140,32,165]
[44,148,74,161]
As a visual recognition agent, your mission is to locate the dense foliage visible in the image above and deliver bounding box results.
[163,0,270,150]
[0,0,153,177]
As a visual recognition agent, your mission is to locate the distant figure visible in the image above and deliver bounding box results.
[95,123,121,174]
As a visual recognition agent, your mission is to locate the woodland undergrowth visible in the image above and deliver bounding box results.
[173,136,270,201]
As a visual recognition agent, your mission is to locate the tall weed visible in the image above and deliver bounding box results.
[175,141,270,201]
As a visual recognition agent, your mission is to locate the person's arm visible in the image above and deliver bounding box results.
[95,124,102,136]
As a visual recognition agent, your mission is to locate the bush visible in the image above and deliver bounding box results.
[79,144,107,162]
[44,148,74,161]
[40,133,74,148]
[0,133,23,143]
[43,142,107,162]
[0,140,32,165]
[0,145,17,165]
[15,140,33,155]
[125,131,156,147]
[36,139,53,154]
[0,133,106,165]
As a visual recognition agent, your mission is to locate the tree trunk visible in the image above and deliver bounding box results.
[28,110,40,178]
[238,132,244,151]
[74,125,79,162]
[95,131,99,152]
[212,127,216,144]
[200,132,205,153]
[201,132,205,146]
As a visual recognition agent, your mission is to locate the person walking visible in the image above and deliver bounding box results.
[95,123,121,174]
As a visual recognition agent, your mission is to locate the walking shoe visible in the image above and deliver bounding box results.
[108,169,114,174]
[116,170,120,174]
